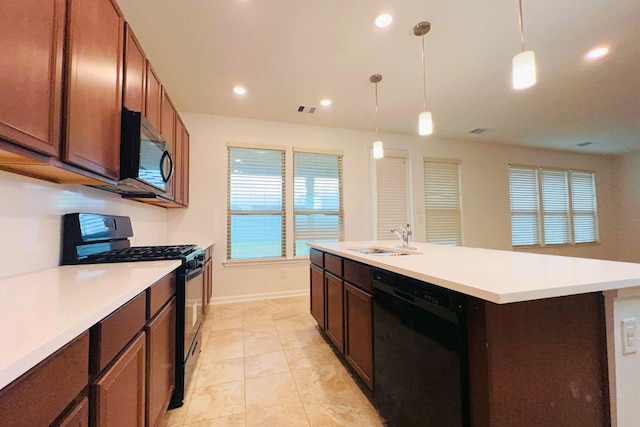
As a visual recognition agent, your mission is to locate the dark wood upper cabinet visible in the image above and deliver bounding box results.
[160,89,176,199]
[182,125,190,206]
[123,24,146,114]
[64,0,124,180]
[0,0,65,156]
[145,62,162,131]
[174,116,185,205]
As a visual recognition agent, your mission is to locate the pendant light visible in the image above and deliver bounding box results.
[370,74,384,159]
[512,0,536,89]
[414,21,433,136]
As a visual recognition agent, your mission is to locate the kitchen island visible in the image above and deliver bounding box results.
[308,241,640,427]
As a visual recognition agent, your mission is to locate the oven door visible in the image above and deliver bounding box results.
[184,265,204,359]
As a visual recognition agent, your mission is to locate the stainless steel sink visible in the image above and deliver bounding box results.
[349,247,420,256]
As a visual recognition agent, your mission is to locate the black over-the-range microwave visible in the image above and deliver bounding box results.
[90,108,173,196]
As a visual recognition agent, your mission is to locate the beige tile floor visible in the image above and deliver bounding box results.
[163,296,385,427]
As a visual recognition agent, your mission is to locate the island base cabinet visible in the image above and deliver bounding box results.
[93,332,146,427]
[467,293,609,427]
[344,283,373,390]
[310,263,325,327]
[325,272,344,352]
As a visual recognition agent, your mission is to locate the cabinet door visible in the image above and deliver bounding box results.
[310,264,325,328]
[64,0,123,179]
[160,89,176,199]
[325,272,344,352]
[123,24,146,114]
[145,62,162,130]
[146,299,176,427]
[203,259,212,314]
[182,126,190,206]
[0,0,64,156]
[93,332,146,427]
[56,397,89,427]
[174,115,185,205]
[344,283,373,390]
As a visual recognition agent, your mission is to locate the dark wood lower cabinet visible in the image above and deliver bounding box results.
[56,397,89,427]
[325,272,344,352]
[93,332,146,427]
[310,263,325,327]
[146,298,176,427]
[344,282,373,390]
[0,331,89,427]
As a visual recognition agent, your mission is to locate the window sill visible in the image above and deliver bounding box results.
[223,257,310,267]
[513,241,601,250]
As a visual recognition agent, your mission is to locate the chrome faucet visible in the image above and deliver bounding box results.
[391,224,414,249]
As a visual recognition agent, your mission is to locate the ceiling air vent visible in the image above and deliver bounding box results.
[576,141,594,147]
[469,128,491,134]
[297,105,317,114]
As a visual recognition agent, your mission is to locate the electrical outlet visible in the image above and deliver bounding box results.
[622,318,638,355]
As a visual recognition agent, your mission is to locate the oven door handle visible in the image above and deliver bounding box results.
[183,266,204,281]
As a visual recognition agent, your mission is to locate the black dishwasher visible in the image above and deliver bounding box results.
[372,268,470,427]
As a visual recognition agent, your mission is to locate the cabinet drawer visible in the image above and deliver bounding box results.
[344,259,371,293]
[324,253,343,277]
[309,248,324,267]
[0,331,89,426]
[147,272,176,319]
[91,292,146,374]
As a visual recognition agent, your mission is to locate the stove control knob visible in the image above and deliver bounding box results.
[186,260,198,270]
[196,253,205,261]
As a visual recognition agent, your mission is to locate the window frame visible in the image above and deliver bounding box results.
[508,164,599,247]
[423,157,463,246]
[292,148,345,257]
[226,143,344,262]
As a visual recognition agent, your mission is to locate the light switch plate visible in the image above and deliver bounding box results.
[622,318,638,355]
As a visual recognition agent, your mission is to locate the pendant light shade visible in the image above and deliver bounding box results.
[419,111,433,136]
[512,50,536,89]
[414,21,433,136]
[373,141,384,159]
[370,74,384,159]
[512,0,536,90]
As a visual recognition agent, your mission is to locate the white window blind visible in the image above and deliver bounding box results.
[293,151,344,256]
[376,153,409,240]
[541,169,570,245]
[509,166,541,246]
[508,165,598,246]
[227,147,285,259]
[424,158,462,245]
[570,170,599,243]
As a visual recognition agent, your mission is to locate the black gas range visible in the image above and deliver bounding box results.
[62,213,204,409]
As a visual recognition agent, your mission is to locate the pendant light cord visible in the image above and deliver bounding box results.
[518,0,525,52]
[421,35,427,112]
[374,82,379,137]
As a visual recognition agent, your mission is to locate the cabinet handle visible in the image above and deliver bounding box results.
[160,150,174,183]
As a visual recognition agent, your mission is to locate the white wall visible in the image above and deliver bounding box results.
[169,113,620,301]
[612,152,640,263]
[0,170,168,279]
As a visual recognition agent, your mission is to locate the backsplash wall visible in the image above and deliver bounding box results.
[0,170,169,279]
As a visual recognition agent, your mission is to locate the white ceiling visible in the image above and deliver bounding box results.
[116,0,640,155]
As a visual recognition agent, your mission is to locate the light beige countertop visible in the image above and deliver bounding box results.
[0,260,180,389]
[308,241,640,304]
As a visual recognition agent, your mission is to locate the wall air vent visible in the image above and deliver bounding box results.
[297,105,317,114]
[469,128,491,134]
[576,141,594,147]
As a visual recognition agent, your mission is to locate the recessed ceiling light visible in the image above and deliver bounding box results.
[374,13,393,28]
[320,99,332,107]
[233,85,247,95]
[586,46,609,60]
